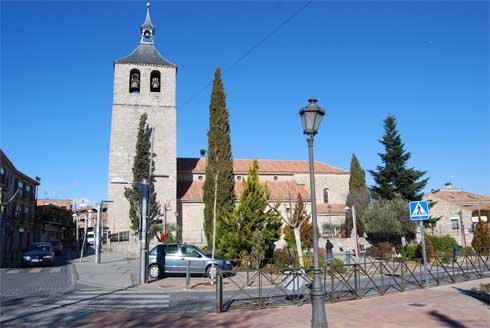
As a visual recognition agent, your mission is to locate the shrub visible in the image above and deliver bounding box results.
[461,246,475,257]
[415,234,434,260]
[430,235,458,253]
[327,258,346,275]
[365,246,380,259]
[273,248,294,267]
[404,243,418,260]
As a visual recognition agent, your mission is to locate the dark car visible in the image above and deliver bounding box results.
[48,240,63,256]
[148,243,233,279]
[22,243,55,266]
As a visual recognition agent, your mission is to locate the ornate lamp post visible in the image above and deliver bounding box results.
[299,98,328,328]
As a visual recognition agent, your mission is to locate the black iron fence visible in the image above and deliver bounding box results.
[216,252,490,312]
[108,231,130,243]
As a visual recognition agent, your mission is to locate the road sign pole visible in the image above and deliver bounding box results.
[419,220,430,287]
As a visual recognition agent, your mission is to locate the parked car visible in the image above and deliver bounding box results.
[48,240,63,256]
[148,243,233,279]
[22,243,55,266]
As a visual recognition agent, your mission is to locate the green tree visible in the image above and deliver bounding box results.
[472,220,490,253]
[124,113,161,232]
[363,197,417,249]
[369,115,429,201]
[217,160,282,259]
[203,68,235,248]
[345,154,369,235]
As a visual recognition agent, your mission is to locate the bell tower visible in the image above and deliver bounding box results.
[107,2,177,234]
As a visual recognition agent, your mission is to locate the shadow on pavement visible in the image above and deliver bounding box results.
[452,287,490,306]
[428,310,468,328]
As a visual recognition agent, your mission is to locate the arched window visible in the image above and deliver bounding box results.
[129,69,141,93]
[323,188,329,204]
[150,70,161,92]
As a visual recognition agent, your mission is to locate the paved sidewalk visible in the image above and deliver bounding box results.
[73,251,139,289]
[75,278,489,328]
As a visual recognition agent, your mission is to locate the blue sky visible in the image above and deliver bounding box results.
[1,1,489,203]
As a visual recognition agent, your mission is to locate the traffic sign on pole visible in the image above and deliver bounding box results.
[409,200,430,287]
[409,201,430,221]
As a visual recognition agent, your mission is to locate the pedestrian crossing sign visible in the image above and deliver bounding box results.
[409,201,430,221]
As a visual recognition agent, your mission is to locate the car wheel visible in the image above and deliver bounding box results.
[205,265,217,278]
[149,264,161,279]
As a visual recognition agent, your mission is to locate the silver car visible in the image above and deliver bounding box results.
[148,243,233,279]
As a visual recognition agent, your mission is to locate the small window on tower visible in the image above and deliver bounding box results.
[129,69,141,93]
[150,71,161,92]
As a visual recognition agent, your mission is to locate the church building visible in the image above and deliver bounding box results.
[107,3,350,250]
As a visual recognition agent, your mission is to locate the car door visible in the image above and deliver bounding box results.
[162,244,179,273]
[180,245,206,274]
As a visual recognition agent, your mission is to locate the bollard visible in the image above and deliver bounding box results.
[186,260,191,291]
[216,272,223,313]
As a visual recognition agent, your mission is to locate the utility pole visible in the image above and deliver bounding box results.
[95,203,103,264]
[140,180,149,284]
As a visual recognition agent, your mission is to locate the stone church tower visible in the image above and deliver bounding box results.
[107,3,177,234]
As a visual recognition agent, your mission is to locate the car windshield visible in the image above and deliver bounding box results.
[30,244,51,252]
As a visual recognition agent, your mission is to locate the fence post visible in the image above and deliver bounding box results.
[380,262,384,295]
[258,263,263,307]
[246,261,250,286]
[330,274,336,303]
[400,262,405,292]
[216,272,223,313]
[354,264,360,299]
[186,260,191,291]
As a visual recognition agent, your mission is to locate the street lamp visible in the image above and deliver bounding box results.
[299,98,328,328]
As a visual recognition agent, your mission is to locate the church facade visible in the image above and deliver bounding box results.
[107,4,350,249]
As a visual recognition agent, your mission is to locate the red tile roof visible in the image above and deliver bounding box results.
[425,189,490,212]
[177,158,347,175]
[178,180,311,202]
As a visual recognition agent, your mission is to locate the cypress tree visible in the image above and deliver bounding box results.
[369,115,429,201]
[345,154,369,235]
[124,113,161,232]
[472,220,490,253]
[203,68,235,248]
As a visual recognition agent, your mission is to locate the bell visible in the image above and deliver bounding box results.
[131,81,139,89]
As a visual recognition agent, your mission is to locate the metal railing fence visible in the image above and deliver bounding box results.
[216,251,490,312]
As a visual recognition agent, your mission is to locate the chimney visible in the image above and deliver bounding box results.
[200,149,206,157]
[444,182,453,189]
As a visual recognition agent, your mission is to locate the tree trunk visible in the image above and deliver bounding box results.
[293,226,305,268]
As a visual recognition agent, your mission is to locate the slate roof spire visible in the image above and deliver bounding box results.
[114,1,176,67]
[140,2,155,44]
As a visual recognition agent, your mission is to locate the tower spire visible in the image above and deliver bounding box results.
[140,2,155,44]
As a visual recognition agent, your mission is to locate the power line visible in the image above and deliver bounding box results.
[180,1,313,109]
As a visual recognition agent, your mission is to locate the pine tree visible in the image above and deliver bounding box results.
[369,115,429,201]
[124,113,161,232]
[345,154,369,235]
[217,160,282,259]
[203,68,235,248]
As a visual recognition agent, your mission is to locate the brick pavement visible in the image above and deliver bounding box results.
[74,278,490,328]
